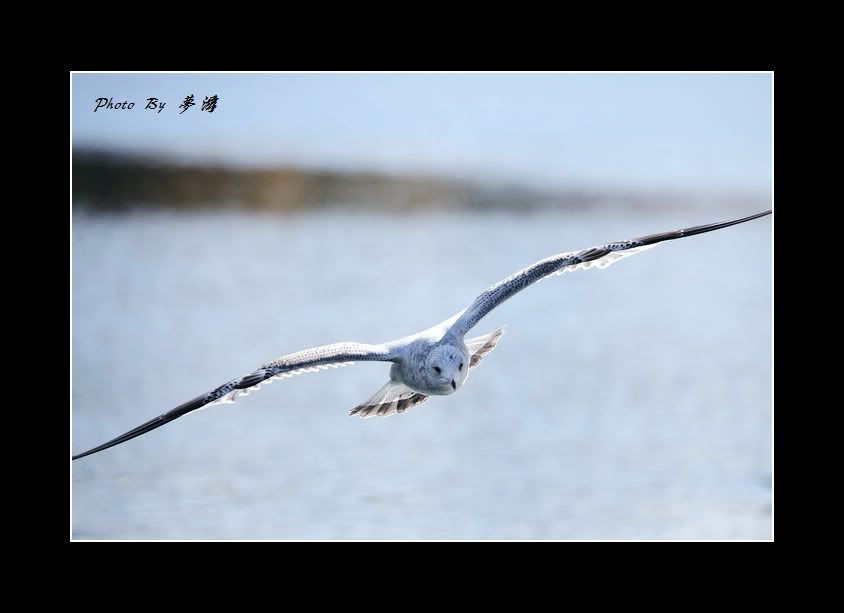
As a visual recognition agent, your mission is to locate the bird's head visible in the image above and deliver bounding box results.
[426,344,468,395]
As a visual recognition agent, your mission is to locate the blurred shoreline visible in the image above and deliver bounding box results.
[73,150,769,215]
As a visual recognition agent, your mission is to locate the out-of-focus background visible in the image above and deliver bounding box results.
[71,73,772,540]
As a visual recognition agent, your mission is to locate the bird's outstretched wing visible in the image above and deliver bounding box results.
[451,210,772,336]
[349,381,429,418]
[73,342,394,460]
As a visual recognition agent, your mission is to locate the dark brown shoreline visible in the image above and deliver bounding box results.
[73,150,767,214]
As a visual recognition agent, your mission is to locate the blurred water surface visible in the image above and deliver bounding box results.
[72,208,772,539]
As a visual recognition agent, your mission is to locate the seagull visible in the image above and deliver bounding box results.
[72,210,771,460]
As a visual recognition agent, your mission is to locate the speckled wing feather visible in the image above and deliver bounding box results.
[466,328,505,369]
[72,342,393,460]
[452,210,772,336]
[349,381,429,418]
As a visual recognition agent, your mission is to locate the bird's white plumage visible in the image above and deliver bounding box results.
[207,361,356,407]
[546,244,657,277]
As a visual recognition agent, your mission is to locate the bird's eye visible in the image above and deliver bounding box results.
[459,362,463,371]
[433,366,441,374]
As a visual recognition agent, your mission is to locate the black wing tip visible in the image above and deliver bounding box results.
[736,209,772,223]
[72,393,211,461]
[72,439,124,461]
[634,209,771,246]
[683,209,772,235]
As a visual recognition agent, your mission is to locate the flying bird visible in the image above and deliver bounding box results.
[73,210,771,460]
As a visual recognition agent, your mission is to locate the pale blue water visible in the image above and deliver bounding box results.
[71,208,772,539]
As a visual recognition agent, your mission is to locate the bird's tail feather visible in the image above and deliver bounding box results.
[466,327,505,369]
